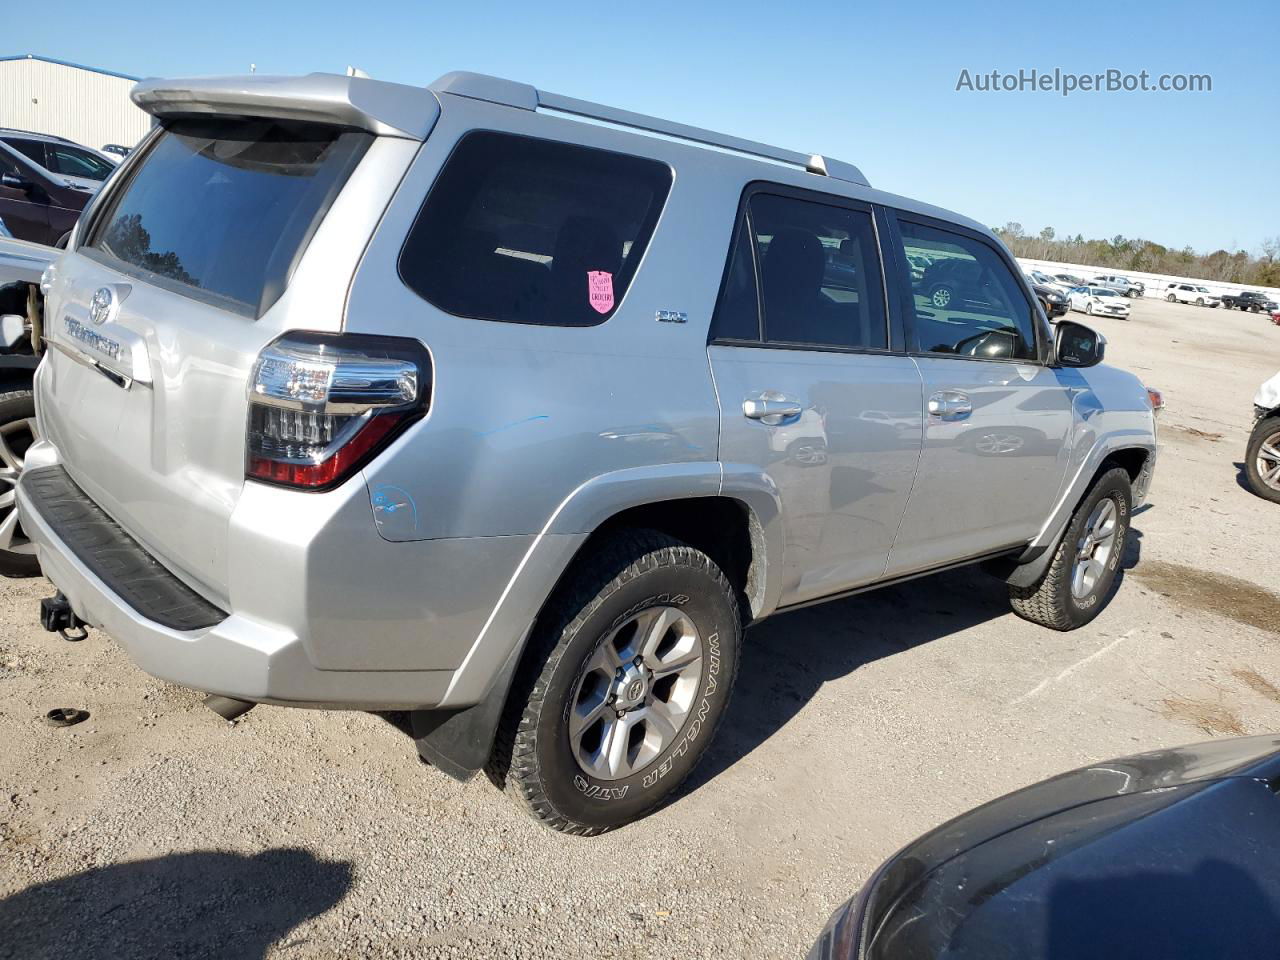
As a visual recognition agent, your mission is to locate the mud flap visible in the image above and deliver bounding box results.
[983,520,1067,590]
[408,628,528,781]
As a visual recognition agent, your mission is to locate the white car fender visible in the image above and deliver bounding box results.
[1256,372,1280,411]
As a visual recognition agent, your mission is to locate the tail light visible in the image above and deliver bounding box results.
[246,332,431,490]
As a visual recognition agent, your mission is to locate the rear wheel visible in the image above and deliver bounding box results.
[0,390,40,577]
[1246,417,1280,504]
[489,530,741,834]
[1010,467,1132,630]
[1166,294,1177,303]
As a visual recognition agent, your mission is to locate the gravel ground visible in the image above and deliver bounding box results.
[2,297,1279,959]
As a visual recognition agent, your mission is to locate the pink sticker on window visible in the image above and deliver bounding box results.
[587,271,615,314]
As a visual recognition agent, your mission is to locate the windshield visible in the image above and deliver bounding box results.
[87,117,371,316]
[46,145,116,181]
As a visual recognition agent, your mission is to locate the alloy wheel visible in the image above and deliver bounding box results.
[1256,430,1280,492]
[0,416,37,556]
[1072,497,1119,599]
[569,606,704,781]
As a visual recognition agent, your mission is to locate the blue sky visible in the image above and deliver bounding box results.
[13,0,1277,252]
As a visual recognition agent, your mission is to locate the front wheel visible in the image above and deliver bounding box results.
[1085,301,1094,315]
[1009,467,1132,630]
[1246,417,1280,504]
[0,390,40,577]
[489,530,741,834]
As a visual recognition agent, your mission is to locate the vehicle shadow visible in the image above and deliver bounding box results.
[0,848,352,960]
[686,523,1145,794]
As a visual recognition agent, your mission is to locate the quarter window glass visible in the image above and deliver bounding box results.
[399,132,672,327]
[751,193,887,349]
[710,219,761,341]
[898,220,1036,360]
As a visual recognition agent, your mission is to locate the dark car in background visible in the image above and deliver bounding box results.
[1221,290,1279,313]
[0,129,116,190]
[0,135,98,246]
[809,735,1280,960]
[1024,273,1068,318]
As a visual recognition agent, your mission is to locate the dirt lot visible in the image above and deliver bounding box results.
[2,297,1279,959]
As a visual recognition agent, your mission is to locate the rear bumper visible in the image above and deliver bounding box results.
[17,459,534,710]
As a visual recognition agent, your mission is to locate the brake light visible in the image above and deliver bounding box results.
[246,332,431,490]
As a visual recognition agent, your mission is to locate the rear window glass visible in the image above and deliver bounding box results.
[87,118,371,316]
[398,131,673,326]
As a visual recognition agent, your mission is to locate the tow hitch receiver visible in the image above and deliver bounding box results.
[40,593,89,642]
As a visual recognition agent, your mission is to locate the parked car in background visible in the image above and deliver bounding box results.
[1026,269,1071,296]
[808,735,1280,960]
[904,251,932,280]
[0,231,55,574]
[1068,285,1131,318]
[0,129,116,191]
[20,69,1158,835]
[1221,290,1279,312]
[0,140,95,246]
[100,144,131,160]
[1091,274,1144,298]
[1051,272,1088,288]
[1247,372,1280,503]
[1024,273,1068,318]
[1165,282,1221,307]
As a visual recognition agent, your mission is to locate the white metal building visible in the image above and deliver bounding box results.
[0,54,151,152]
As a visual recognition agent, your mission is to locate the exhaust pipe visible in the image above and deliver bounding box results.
[204,695,256,722]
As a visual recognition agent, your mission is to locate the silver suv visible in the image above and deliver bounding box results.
[19,72,1158,834]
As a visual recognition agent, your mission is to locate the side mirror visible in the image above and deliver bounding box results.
[1054,320,1105,367]
[0,172,32,191]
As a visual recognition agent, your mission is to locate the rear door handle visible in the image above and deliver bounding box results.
[743,395,803,425]
[927,391,973,421]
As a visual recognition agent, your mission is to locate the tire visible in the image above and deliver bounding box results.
[929,285,954,309]
[1196,298,1204,306]
[1085,301,1094,315]
[1245,416,1280,504]
[1009,467,1132,630]
[0,390,40,577]
[489,529,742,835]
[1166,294,1176,303]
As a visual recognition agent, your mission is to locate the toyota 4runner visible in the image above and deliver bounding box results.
[19,71,1159,834]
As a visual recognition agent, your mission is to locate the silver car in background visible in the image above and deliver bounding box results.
[19,71,1158,834]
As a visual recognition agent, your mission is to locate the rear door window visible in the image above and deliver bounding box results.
[398,131,672,326]
[86,118,371,316]
[710,189,888,350]
[47,144,115,181]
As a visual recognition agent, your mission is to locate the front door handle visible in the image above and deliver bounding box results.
[743,395,803,425]
[928,391,973,421]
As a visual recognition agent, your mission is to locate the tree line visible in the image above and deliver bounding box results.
[993,223,1280,288]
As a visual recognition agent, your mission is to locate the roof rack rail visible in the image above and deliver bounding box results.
[430,71,869,188]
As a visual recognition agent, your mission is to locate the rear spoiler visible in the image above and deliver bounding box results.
[131,73,440,139]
